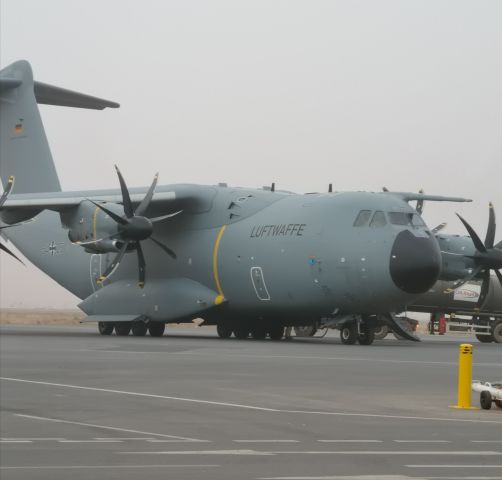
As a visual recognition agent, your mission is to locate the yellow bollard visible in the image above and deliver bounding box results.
[449,343,478,410]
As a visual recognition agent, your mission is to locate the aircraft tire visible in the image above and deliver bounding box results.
[492,320,502,344]
[234,327,250,339]
[148,322,165,337]
[268,325,284,341]
[373,325,389,340]
[98,322,114,335]
[340,324,357,345]
[251,325,267,340]
[131,322,148,337]
[115,322,131,336]
[216,323,233,339]
[480,391,492,410]
[358,328,375,345]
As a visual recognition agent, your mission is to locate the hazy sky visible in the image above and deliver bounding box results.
[0,0,501,308]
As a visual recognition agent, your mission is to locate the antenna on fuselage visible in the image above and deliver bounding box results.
[328,183,333,193]
[271,182,275,192]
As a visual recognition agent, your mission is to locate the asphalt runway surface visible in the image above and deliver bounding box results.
[0,325,501,480]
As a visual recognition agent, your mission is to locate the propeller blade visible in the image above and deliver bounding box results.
[476,268,491,309]
[444,265,483,293]
[134,173,159,217]
[96,240,130,284]
[150,237,176,259]
[495,240,502,249]
[149,210,182,224]
[485,202,496,249]
[136,242,146,288]
[416,189,424,215]
[431,222,447,234]
[0,176,14,208]
[115,165,134,218]
[495,269,502,288]
[88,200,128,226]
[0,241,25,265]
[456,213,487,253]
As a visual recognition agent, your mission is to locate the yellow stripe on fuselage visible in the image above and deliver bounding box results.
[213,225,227,304]
[92,206,100,241]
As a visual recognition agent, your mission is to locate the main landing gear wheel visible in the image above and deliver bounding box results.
[131,321,148,337]
[216,323,233,339]
[268,325,284,341]
[373,325,389,340]
[148,322,165,337]
[115,322,131,336]
[340,323,357,345]
[98,322,114,335]
[358,323,375,346]
[251,325,267,340]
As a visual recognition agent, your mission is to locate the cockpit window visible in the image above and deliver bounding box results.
[353,210,372,227]
[388,212,426,227]
[369,210,387,228]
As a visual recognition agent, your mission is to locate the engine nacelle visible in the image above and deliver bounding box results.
[436,234,477,281]
[61,200,122,251]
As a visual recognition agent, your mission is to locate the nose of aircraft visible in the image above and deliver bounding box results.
[389,229,441,294]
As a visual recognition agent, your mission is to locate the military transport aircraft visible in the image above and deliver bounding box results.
[0,60,474,344]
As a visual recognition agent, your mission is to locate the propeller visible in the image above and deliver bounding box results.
[0,176,25,265]
[91,166,181,287]
[445,203,502,307]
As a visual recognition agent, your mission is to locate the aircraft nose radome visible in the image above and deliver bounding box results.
[389,229,441,294]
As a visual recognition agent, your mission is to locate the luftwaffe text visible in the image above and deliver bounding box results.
[250,224,306,238]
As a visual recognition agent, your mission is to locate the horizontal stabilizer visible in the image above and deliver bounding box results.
[34,81,119,110]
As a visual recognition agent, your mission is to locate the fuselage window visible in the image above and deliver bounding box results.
[388,212,425,227]
[370,210,387,228]
[353,210,372,227]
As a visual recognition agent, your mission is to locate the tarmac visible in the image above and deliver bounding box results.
[0,324,501,480]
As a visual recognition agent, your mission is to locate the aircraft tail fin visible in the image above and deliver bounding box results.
[0,60,119,196]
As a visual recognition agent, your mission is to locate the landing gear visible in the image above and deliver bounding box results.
[131,321,148,337]
[373,325,389,340]
[340,322,357,345]
[98,322,114,335]
[250,325,267,340]
[358,323,375,345]
[115,322,131,336]
[148,322,165,337]
[216,323,233,339]
[268,324,284,341]
[476,333,494,343]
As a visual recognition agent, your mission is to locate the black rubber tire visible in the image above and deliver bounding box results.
[492,320,502,344]
[340,323,357,345]
[234,327,249,339]
[475,333,494,343]
[358,326,375,345]
[251,325,267,340]
[216,323,233,339]
[131,322,148,337]
[115,322,131,336]
[373,325,389,340]
[268,325,284,341]
[480,390,492,410]
[98,322,114,335]
[148,322,165,337]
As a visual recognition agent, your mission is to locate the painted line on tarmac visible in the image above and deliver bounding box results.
[120,449,275,456]
[258,476,418,480]
[0,465,219,470]
[393,440,451,443]
[317,440,382,443]
[121,450,501,456]
[14,413,206,442]
[0,440,32,443]
[3,377,502,425]
[233,440,300,443]
[84,349,500,368]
